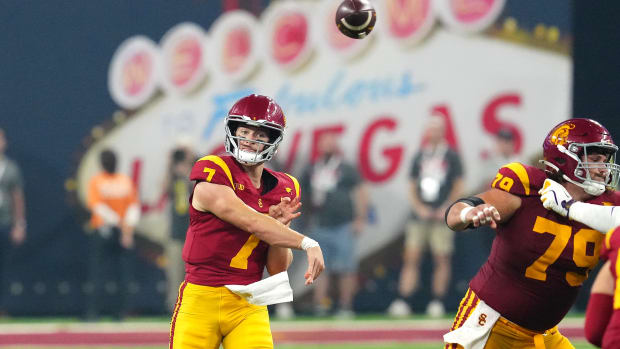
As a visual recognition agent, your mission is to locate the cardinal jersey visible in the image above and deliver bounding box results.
[599,227,620,347]
[182,155,300,287]
[470,162,620,332]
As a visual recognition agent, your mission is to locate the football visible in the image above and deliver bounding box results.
[335,0,377,39]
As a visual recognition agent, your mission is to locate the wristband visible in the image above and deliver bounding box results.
[300,236,319,251]
[459,206,474,224]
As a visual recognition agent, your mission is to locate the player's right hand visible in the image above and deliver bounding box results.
[269,196,302,226]
[539,178,573,217]
[461,204,501,228]
[304,246,325,285]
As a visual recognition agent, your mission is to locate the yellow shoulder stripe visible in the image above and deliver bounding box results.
[285,173,301,198]
[198,155,235,189]
[504,162,530,196]
[606,227,615,250]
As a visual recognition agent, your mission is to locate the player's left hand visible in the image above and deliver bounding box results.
[539,178,574,217]
[304,245,325,285]
[269,196,302,226]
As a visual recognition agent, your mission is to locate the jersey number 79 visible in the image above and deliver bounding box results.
[525,216,601,286]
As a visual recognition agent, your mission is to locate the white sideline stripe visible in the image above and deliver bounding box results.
[0,317,585,335]
[0,320,451,334]
[0,322,170,334]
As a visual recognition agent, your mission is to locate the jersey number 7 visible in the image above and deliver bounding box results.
[204,166,260,270]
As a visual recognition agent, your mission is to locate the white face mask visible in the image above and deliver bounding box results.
[224,119,284,165]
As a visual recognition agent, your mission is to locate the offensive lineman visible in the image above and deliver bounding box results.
[443,118,620,348]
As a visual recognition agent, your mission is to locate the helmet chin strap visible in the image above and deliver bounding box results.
[561,174,605,196]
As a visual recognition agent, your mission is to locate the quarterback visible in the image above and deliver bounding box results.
[169,94,325,349]
[443,118,620,348]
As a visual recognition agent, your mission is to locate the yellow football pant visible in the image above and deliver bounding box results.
[170,281,273,349]
[445,288,575,349]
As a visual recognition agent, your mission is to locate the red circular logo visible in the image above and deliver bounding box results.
[224,27,251,73]
[451,0,495,23]
[272,12,309,65]
[385,0,433,39]
[160,23,207,94]
[108,36,159,109]
[122,51,153,96]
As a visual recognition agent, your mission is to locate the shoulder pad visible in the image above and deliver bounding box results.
[491,162,545,196]
[190,155,235,189]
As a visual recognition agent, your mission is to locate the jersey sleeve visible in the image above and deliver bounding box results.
[190,155,235,190]
[284,173,301,199]
[602,226,620,260]
[490,162,542,197]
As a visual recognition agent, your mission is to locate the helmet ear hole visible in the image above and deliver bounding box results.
[555,157,566,165]
[227,121,242,143]
[267,129,281,143]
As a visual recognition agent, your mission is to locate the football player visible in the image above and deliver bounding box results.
[538,158,620,348]
[443,118,620,348]
[169,94,324,349]
[582,258,616,348]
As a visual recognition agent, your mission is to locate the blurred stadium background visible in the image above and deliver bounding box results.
[1,0,620,347]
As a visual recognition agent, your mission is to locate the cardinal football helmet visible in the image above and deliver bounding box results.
[225,94,286,165]
[541,118,620,196]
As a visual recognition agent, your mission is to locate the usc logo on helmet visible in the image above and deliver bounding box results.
[550,123,576,145]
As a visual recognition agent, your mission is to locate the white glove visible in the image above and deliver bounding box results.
[539,178,574,217]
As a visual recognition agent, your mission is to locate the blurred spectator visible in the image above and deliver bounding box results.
[163,145,194,312]
[0,128,26,316]
[300,132,369,318]
[478,127,520,190]
[85,149,140,320]
[387,116,463,318]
